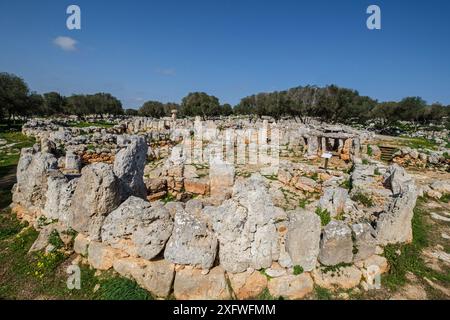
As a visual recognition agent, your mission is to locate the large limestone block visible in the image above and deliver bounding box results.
[318,221,353,266]
[101,196,173,260]
[268,273,314,300]
[285,210,321,271]
[228,270,268,300]
[113,257,175,298]
[164,207,217,270]
[174,266,231,300]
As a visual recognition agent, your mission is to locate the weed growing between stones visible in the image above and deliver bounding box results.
[351,192,374,207]
[315,207,331,226]
[293,265,304,275]
[314,286,333,300]
[382,198,450,291]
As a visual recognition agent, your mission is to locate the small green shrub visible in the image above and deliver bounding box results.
[314,286,333,300]
[162,193,175,204]
[362,159,369,165]
[315,207,331,226]
[293,265,304,275]
[440,194,450,203]
[374,168,381,176]
[299,198,310,209]
[340,179,352,190]
[367,145,373,157]
[48,229,64,249]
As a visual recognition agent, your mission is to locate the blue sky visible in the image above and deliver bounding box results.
[0,0,449,108]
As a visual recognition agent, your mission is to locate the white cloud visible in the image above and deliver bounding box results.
[53,36,77,51]
[155,68,176,76]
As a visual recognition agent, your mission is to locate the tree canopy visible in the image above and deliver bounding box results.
[1,72,449,126]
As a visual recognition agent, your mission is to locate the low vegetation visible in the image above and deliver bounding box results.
[0,209,154,300]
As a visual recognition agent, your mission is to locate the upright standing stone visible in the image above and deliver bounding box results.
[113,135,148,200]
[69,163,121,240]
[285,210,321,271]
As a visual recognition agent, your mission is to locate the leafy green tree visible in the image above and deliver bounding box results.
[220,103,233,116]
[125,108,139,116]
[27,93,45,116]
[43,92,66,115]
[180,92,220,118]
[0,72,29,120]
[139,100,166,118]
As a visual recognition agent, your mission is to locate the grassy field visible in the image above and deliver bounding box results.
[0,209,153,300]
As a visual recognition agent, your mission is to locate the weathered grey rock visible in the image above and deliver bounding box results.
[352,223,376,261]
[268,273,314,299]
[174,266,231,300]
[318,187,348,217]
[29,224,56,253]
[74,233,91,256]
[318,221,353,266]
[428,152,441,164]
[113,135,148,200]
[113,257,175,298]
[383,164,410,195]
[101,196,173,260]
[68,163,121,240]
[13,149,58,210]
[377,183,418,245]
[164,207,217,269]
[430,180,450,194]
[41,138,56,154]
[164,201,184,219]
[43,171,78,223]
[285,210,321,271]
[207,174,283,273]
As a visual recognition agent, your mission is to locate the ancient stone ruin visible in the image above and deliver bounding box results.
[12,116,421,299]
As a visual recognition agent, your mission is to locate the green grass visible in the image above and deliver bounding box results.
[367,145,373,157]
[255,288,279,300]
[48,229,64,249]
[315,207,331,226]
[0,209,155,300]
[259,268,273,280]
[351,192,374,207]
[440,194,450,203]
[340,179,352,190]
[98,277,153,300]
[314,286,333,300]
[162,193,176,204]
[298,198,310,209]
[382,198,450,291]
[399,137,438,151]
[67,121,115,128]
